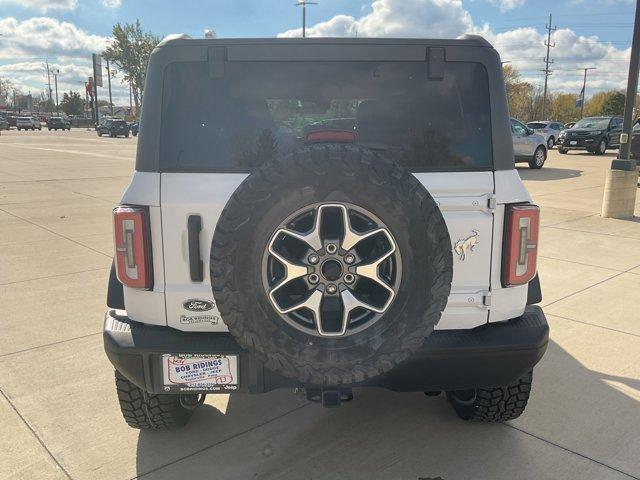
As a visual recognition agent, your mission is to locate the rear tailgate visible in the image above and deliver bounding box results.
[160,171,494,331]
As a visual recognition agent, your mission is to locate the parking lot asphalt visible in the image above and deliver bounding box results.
[0,129,639,480]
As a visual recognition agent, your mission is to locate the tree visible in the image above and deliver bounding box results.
[103,20,160,109]
[35,91,54,113]
[584,91,616,117]
[503,64,534,121]
[0,77,23,110]
[601,91,625,116]
[549,93,579,123]
[60,91,84,116]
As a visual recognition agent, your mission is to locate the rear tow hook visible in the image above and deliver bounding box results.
[303,387,354,408]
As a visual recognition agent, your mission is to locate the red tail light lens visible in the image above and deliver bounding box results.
[305,130,356,144]
[113,206,153,290]
[502,204,540,287]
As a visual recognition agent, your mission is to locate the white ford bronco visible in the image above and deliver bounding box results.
[104,35,548,429]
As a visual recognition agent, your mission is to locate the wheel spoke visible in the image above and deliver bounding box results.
[267,244,309,309]
[277,288,323,318]
[336,288,384,335]
[273,204,324,252]
[354,236,397,309]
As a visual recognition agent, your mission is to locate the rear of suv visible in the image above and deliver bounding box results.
[104,36,548,429]
[47,116,71,131]
[526,120,563,150]
[97,118,130,138]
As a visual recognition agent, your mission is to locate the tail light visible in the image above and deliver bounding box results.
[305,130,356,144]
[113,205,153,289]
[502,204,539,287]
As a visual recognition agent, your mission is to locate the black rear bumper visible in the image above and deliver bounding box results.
[104,306,549,394]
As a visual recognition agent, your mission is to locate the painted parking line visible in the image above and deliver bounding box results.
[0,143,133,161]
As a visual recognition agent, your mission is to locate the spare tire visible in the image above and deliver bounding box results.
[211,144,452,385]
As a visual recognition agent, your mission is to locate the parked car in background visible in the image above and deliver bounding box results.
[526,120,563,149]
[558,116,622,155]
[0,117,9,130]
[47,117,71,131]
[16,116,42,131]
[130,121,139,136]
[511,118,548,169]
[97,118,130,138]
[7,115,17,128]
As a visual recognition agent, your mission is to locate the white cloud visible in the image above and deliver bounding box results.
[0,17,108,60]
[490,0,526,12]
[278,0,473,38]
[278,0,631,94]
[0,0,77,13]
[100,0,122,8]
[485,26,630,91]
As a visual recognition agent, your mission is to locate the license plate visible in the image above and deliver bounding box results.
[570,141,577,145]
[162,354,238,392]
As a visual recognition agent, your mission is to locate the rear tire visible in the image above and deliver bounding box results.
[558,147,567,154]
[446,371,533,422]
[594,139,607,155]
[114,370,198,430]
[528,146,546,169]
[547,136,555,149]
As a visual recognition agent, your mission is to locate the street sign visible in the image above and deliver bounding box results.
[92,54,103,87]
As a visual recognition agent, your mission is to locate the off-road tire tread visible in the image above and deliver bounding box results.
[114,371,192,429]
[447,371,533,422]
[211,144,452,385]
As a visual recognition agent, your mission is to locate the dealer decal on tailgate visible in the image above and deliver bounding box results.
[162,354,239,392]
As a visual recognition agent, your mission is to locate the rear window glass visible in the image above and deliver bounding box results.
[160,60,492,172]
[527,123,547,129]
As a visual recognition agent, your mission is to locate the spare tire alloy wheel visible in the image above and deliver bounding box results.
[264,203,401,337]
[211,145,453,385]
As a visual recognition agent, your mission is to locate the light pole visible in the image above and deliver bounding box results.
[578,67,596,119]
[295,0,318,38]
[601,0,639,219]
[53,68,59,115]
[106,59,114,117]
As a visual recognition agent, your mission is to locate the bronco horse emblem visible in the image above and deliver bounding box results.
[454,230,479,261]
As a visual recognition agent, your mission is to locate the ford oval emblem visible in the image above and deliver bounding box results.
[183,299,214,312]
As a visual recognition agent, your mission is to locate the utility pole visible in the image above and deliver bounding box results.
[295,0,318,38]
[44,60,53,115]
[53,69,59,115]
[106,58,114,117]
[578,67,596,119]
[541,13,556,120]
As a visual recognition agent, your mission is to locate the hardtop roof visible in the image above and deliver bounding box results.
[156,34,493,49]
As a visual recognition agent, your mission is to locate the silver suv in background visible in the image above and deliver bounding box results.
[16,116,42,131]
[511,118,547,169]
[526,120,563,149]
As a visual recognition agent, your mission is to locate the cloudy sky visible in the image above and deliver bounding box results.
[0,0,636,106]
